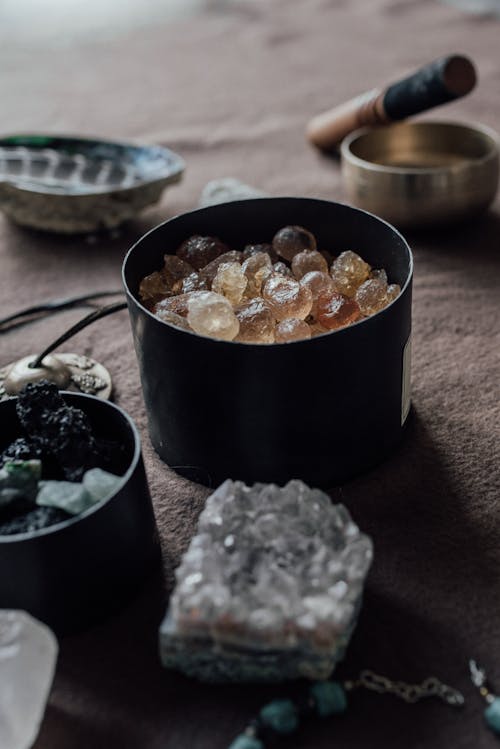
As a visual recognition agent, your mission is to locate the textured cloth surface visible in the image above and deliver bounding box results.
[0,1,499,747]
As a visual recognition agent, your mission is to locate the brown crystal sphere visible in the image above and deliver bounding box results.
[330,251,371,297]
[355,278,390,316]
[235,297,275,343]
[299,271,336,318]
[316,291,361,330]
[176,235,229,270]
[291,250,328,280]
[262,274,313,321]
[275,318,311,343]
[243,243,278,263]
[272,225,317,262]
[139,270,172,307]
[199,250,244,284]
[163,255,195,292]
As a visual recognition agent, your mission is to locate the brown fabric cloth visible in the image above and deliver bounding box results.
[1,0,499,746]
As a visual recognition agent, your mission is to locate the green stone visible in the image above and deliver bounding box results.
[36,481,95,516]
[485,698,500,734]
[259,699,298,734]
[0,460,41,507]
[228,735,264,749]
[82,468,121,502]
[310,681,347,717]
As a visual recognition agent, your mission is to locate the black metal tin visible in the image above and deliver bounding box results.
[0,393,159,635]
[123,198,413,488]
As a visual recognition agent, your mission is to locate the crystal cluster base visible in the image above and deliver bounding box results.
[159,480,373,683]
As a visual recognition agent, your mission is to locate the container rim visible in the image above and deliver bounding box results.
[341,120,500,177]
[122,196,413,348]
[0,392,142,543]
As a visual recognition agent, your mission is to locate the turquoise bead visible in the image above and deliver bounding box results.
[485,698,500,734]
[228,735,264,749]
[310,681,347,717]
[259,698,299,734]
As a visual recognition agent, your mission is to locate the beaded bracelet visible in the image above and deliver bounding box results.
[228,670,464,749]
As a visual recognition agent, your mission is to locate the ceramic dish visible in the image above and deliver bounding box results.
[0,134,185,233]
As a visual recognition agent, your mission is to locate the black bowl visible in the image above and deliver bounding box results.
[0,392,160,634]
[123,197,413,488]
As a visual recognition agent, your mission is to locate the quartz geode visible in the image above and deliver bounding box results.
[159,480,373,683]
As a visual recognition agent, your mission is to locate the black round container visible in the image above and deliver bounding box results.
[123,198,412,488]
[0,393,160,634]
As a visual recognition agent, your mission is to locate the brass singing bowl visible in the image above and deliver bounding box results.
[341,121,499,228]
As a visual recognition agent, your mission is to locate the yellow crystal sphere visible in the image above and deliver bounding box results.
[355,278,390,316]
[272,225,317,262]
[330,251,371,297]
[291,250,328,280]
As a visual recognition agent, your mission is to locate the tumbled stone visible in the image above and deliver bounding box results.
[316,292,361,330]
[355,278,389,316]
[162,255,195,292]
[242,252,273,298]
[0,611,58,749]
[235,298,275,343]
[187,291,240,341]
[262,275,313,321]
[330,251,371,297]
[275,318,311,343]
[291,250,328,280]
[176,235,229,270]
[272,225,317,262]
[36,480,95,516]
[159,479,372,683]
[198,251,243,285]
[83,468,121,503]
[138,270,171,306]
[212,262,248,306]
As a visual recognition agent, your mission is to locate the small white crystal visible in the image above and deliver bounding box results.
[0,611,58,749]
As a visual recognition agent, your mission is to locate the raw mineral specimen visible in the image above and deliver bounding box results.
[262,275,313,321]
[177,235,228,270]
[330,251,371,298]
[291,249,328,280]
[160,479,373,683]
[235,298,275,344]
[241,252,273,298]
[142,227,401,342]
[187,291,240,341]
[0,610,58,749]
[316,292,361,330]
[212,262,248,306]
[16,381,65,433]
[272,225,317,262]
[83,467,121,502]
[275,318,311,343]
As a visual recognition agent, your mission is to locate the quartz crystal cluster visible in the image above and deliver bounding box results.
[139,226,401,343]
[0,610,58,749]
[160,479,373,683]
[0,382,123,536]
